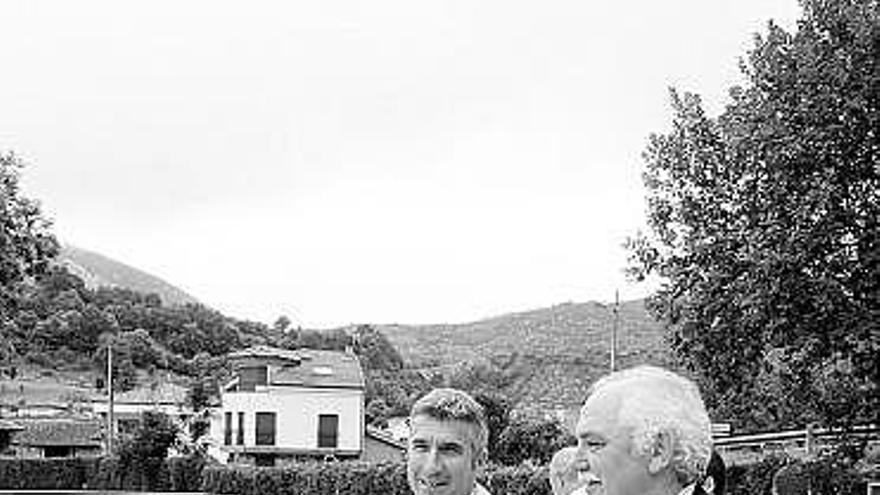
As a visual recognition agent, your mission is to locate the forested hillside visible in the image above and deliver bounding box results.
[378,300,671,416]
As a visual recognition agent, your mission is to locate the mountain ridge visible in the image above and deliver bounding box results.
[52,246,670,416]
[374,299,671,415]
[56,244,200,307]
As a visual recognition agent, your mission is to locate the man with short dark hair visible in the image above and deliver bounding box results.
[407,388,492,495]
[574,366,713,495]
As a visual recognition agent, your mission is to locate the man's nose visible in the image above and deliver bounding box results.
[424,448,443,473]
[572,449,591,473]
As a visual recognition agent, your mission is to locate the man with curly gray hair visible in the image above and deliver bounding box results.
[574,365,713,495]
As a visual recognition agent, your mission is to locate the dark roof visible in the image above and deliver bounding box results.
[110,381,188,405]
[231,346,364,389]
[12,419,103,447]
[0,419,23,431]
[365,425,406,450]
[228,345,304,362]
[272,349,364,389]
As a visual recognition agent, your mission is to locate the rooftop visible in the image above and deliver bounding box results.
[12,418,103,447]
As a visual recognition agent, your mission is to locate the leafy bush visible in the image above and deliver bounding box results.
[202,460,551,495]
[727,455,868,495]
[0,458,99,489]
[485,464,550,495]
[727,455,788,495]
[771,458,866,495]
[0,454,206,492]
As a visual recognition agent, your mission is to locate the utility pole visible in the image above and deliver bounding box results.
[611,290,619,372]
[106,343,114,456]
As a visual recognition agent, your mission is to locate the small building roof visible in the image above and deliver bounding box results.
[231,346,365,389]
[12,419,103,447]
[228,345,304,362]
[365,425,406,450]
[111,381,189,405]
[272,349,364,389]
[0,419,23,431]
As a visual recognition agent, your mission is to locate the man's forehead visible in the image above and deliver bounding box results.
[410,415,476,442]
[576,387,622,434]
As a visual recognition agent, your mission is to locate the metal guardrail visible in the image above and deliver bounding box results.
[715,424,880,449]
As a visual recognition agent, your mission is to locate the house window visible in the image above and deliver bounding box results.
[237,412,245,445]
[317,414,338,448]
[224,412,232,445]
[255,412,276,446]
[44,446,73,458]
[239,366,268,392]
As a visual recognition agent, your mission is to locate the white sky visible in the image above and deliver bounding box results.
[1,1,801,328]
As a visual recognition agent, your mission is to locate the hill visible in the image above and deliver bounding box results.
[377,299,672,416]
[56,245,200,307]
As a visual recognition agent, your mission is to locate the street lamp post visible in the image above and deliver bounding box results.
[106,343,114,456]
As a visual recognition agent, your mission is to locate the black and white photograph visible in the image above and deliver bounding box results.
[1,1,877,494]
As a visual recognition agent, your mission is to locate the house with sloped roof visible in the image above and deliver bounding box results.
[213,345,370,466]
[8,418,103,458]
[92,380,193,436]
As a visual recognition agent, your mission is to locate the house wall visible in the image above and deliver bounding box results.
[218,386,363,453]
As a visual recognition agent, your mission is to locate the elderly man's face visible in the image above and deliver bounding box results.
[408,414,481,495]
[574,390,651,495]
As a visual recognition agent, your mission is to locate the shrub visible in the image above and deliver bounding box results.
[727,455,789,495]
[0,458,100,489]
[168,453,210,491]
[727,454,868,495]
[202,460,551,495]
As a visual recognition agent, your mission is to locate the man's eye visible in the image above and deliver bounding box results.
[584,440,605,450]
[439,445,462,455]
[410,443,429,452]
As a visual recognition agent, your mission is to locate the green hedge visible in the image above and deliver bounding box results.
[0,454,206,491]
[0,457,100,489]
[726,455,868,495]
[0,454,870,494]
[202,461,552,495]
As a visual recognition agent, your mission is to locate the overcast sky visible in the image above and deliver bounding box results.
[1,1,801,328]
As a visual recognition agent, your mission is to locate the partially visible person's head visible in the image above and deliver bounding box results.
[407,388,488,495]
[575,365,713,495]
[550,446,587,495]
[698,450,726,494]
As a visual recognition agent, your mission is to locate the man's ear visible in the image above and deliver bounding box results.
[646,430,675,475]
[473,448,488,476]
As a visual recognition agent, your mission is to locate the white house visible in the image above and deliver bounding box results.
[213,345,365,466]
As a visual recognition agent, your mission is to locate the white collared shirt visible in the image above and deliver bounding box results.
[472,482,492,495]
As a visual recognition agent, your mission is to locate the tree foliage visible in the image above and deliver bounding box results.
[0,152,59,317]
[473,390,514,463]
[628,0,879,431]
[115,411,180,490]
[494,416,573,466]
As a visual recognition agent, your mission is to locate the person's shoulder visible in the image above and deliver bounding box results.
[473,482,493,495]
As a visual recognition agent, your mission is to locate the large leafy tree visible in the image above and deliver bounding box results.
[628,0,878,431]
[0,152,59,316]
